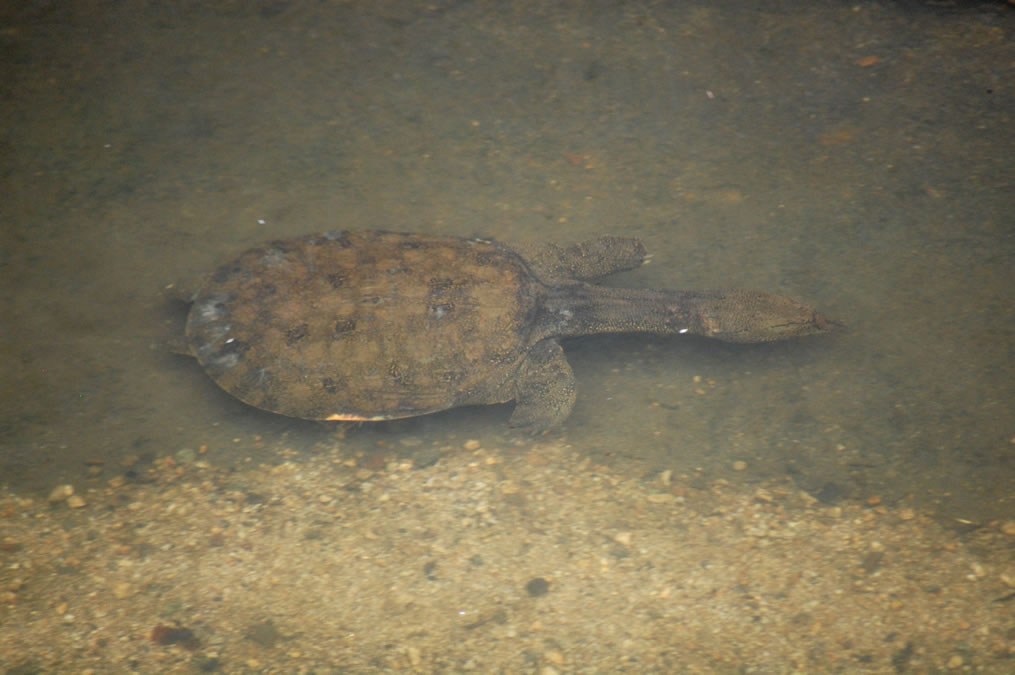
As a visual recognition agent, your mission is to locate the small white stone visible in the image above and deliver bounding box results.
[544,650,565,665]
[47,485,74,503]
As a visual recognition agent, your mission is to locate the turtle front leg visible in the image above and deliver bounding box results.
[509,339,577,432]
[520,237,647,283]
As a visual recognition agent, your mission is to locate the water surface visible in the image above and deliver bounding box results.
[2,0,1012,523]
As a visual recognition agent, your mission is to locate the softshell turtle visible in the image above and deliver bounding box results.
[183,230,838,431]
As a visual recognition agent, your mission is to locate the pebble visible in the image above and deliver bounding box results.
[1000,521,1015,536]
[500,481,520,495]
[175,447,197,463]
[899,508,916,521]
[463,439,482,451]
[526,577,550,596]
[66,495,86,509]
[47,485,74,504]
[413,447,442,469]
[732,461,747,471]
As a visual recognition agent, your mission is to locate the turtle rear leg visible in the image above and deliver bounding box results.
[509,339,577,432]
[522,236,647,282]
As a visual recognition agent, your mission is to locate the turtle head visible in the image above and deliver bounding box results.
[702,290,843,343]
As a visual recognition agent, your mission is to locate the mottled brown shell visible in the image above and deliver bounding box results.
[186,231,540,421]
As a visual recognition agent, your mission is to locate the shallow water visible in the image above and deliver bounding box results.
[2,0,1013,524]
